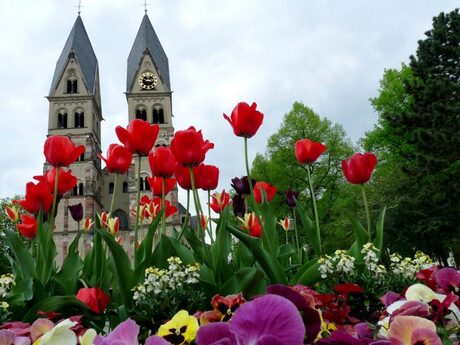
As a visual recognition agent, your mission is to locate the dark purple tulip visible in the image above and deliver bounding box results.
[285,190,299,208]
[435,267,460,294]
[232,194,245,217]
[68,203,83,222]
[231,176,255,196]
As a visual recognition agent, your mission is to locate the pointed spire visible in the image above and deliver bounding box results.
[49,16,98,96]
[127,14,170,92]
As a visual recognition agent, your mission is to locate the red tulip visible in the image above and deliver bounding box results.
[174,164,193,190]
[341,153,378,184]
[115,119,159,156]
[44,135,85,167]
[210,190,231,213]
[148,147,176,178]
[99,144,132,174]
[17,181,53,214]
[195,164,219,191]
[146,177,176,197]
[170,126,214,167]
[34,168,77,195]
[223,102,264,138]
[253,181,277,203]
[16,214,37,239]
[83,217,94,232]
[295,139,327,164]
[76,287,110,314]
[239,212,262,237]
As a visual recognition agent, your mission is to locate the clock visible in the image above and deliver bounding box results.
[139,72,157,90]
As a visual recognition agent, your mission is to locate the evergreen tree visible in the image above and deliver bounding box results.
[374,9,460,263]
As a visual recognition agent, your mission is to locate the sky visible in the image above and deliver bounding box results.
[0,0,458,208]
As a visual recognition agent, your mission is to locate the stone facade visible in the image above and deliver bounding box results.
[46,14,180,264]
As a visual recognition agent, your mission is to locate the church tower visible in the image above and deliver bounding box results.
[46,15,103,263]
[124,14,180,232]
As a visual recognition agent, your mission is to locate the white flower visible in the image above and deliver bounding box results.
[34,319,77,345]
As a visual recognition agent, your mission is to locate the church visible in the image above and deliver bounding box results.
[45,12,181,263]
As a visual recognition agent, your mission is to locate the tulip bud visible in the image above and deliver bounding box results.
[278,217,291,232]
[106,217,120,235]
[98,212,109,228]
[5,205,19,223]
[200,215,208,230]
[83,217,94,232]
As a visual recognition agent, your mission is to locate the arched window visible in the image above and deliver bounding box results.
[78,183,84,196]
[66,79,78,94]
[57,113,68,129]
[122,181,128,193]
[152,108,165,124]
[109,182,114,194]
[139,177,144,191]
[74,112,84,128]
[135,107,147,121]
[72,185,78,196]
[113,209,129,230]
[78,151,85,162]
[145,178,151,191]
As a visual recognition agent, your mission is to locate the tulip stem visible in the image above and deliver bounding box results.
[361,185,372,241]
[189,168,202,237]
[161,177,166,236]
[134,155,142,259]
[244,137,255,206]
[108,174,119,218]
[306,164,321,255]
[49,168,60,229]
[293,208,300,258]
[207,191,213,241]
[178,190,190,240]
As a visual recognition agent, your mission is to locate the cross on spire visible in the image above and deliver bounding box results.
[77,0,83,15]
[142,0,149,14]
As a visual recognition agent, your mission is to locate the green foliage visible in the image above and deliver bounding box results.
[363,9,460,262]
[0,197,21,274]
[251,101,357,251]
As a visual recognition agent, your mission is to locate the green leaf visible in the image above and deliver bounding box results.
[296,200,322,257]
[346,211,368,251]
[211,207,232,285]
[291,258,322,285]
[134,211,162,278]
[4,229,37,279]
[150,235,174,268]
[168,237,195,264]
[373,207,386,256]
[68,231,82,255]
[227,224,287,284]
[35,221,57,284]
[98,229,135,310]
[259,201,279,257]
[277,243,297,264]
[235,241,255,269]
[55,252,83,295]
[221,267,265,297]
[23,296,90,322]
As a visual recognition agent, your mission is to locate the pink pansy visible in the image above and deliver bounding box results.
[389,316,441,345]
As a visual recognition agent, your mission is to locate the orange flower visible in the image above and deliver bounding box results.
[278,217,291,231]
[5,205,19,223]
[238,213,262,238]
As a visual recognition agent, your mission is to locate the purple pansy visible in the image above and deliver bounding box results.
[196,294,305,345]
[316,330,364,345]
[0,330,30,345]
[435,267,460,294]
[94,319,140,345]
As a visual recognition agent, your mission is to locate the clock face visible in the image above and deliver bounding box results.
[139,72,157,90]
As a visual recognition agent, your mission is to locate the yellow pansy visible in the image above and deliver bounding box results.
[158,310,199,345]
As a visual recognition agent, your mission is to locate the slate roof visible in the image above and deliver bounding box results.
[127,14,170,92]
[49,15,99,96]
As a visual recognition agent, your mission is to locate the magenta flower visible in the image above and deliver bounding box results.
[316,330,364,345]
[196,294,305,345]
[94,319,140,345]
[435,267,460,294]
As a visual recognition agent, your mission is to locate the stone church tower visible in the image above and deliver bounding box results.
[46,14,180,263]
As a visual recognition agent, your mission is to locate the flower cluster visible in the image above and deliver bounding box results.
[318,250,356,279]
[389,251,432,279]
[361,243,387,278]
[0,273,14,317]
[133,257,200,301]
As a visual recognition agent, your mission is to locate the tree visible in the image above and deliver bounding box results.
[0,197,17,274]
[364,9,460,263]
[251,102,357,251]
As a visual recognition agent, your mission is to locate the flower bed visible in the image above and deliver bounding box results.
[1,102,458,344]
